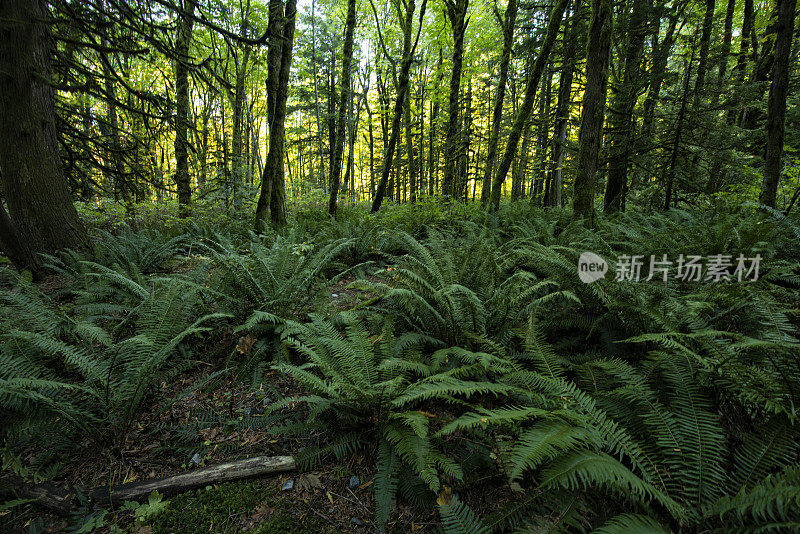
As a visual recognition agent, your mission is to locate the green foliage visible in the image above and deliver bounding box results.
[3,206,800,532]
[438,496,489,534]
[0,269,226,457]
[352,226,576,353]
[205,231,353,323]
[265,312,514,528]
[149,481,269,534]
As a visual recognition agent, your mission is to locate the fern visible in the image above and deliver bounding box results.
[439,496,490,534]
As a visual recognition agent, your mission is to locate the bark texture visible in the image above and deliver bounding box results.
[174,0,196,217]
[0,0,89,272]
[442,0,469,198]
[571,0,613,223]
[760,0,796,208]
[328,0,358,215]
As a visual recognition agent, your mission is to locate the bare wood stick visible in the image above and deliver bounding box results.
[3,455,296,514]
[91,455,296,506]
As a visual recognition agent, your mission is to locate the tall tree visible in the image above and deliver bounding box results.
[664,45,695,211]
[174,0,196,217]
[572,0,613,223]
[759,0,797,208]
[429,49,443,196]
[370,0,428,212]
[231,2,253,211]
[488,0,570,211]
[693,0,716,105]
[404,73,418,202]
[311,0,327,191]
[328,0,358,215]
[0,0,89,272]
[442,0,469,198]
[728,0,755,124]
[480,0,519,204]
[603,0,648,212]
[255,0,298,228]
[546,0,581,207]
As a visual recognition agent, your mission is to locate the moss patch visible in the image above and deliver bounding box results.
[147,480,334,534]
[150,481,269,534]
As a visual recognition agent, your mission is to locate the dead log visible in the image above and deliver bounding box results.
[2,454,296,514]
[0,474,75,515]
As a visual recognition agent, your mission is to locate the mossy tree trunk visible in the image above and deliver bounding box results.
[760,0,796,208]
[571,0,613,224]
[174,0,196,217]
[480,0,518,205]
[328,0,358,215]
[255,0,297,228]
[0,0,89,273]
[442,0,469,198]
[603,0,648,213]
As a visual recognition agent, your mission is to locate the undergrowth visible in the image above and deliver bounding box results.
[1,201,799,532]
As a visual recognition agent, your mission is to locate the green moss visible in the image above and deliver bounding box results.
[149,481,271,534]
[246,513,334,534]
[146,480,335,534]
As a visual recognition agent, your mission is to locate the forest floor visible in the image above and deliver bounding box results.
[8,202,798,534]
[8,272,462,533]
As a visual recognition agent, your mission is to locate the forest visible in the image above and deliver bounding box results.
[1,0,799,531]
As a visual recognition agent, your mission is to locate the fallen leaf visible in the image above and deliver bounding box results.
[236,335,257,355]
[297,473,323,492]
[250,502,274,522]
[437,486,452,506]
[199,427,222,441]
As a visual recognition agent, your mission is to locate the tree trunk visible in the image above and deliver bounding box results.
[311,0,327,191]
[404,73,417,202]
[489,0,570,211]
[693,0,715,106]
[429,49,443,196]
[602,0,647,213]
[255,0,297,228]
[98,4,131,207]
[0,0,89,272]
[442,0,469,198]
[728,0,754,124]
[641,8,678,138]
[231,44,251,212]
[481,0,519,204]
[457,80,473,199]
[546,0,581,207]
[174,0,196,217]
[512,120,532,200]
[254,0,284,224]
[366,100,376,197]
[571,0,613,223]
[371,0,427,212]
[664,48,695,211]
[717,0,735,87]
[328,0,358,215]
[759,0,796,208]
[532,69,552,204]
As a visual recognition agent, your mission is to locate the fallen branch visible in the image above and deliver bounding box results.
[2,455,296,514]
